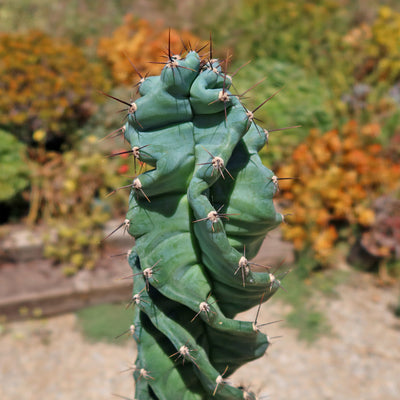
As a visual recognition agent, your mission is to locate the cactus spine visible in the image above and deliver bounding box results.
[110,38,286,399]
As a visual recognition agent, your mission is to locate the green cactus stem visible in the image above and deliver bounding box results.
[109,40,286,399]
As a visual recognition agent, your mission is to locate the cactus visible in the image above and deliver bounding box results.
[108,38,287,400]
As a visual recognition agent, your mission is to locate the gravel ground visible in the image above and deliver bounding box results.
[1,272,399,400]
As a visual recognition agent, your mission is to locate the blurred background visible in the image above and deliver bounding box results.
[0,0,400,399]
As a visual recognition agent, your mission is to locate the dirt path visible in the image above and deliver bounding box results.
[0,272,399,400]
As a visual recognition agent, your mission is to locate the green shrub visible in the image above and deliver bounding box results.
[233,59,333,166]
[0,129,30,202]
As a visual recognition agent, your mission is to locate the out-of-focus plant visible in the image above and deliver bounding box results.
[233,59,333,166]
[28,135,127,275]
[215,1,359,104]
[0,30,110,149]
[358,195,400,279]
[97,14,201,85]
[206,1,400,129]
[43,208,110,276]
[277,120,400,270]
[0,0,133,47]
[340,6,400,139]
[355,6,400,85]
[0,129,30,202]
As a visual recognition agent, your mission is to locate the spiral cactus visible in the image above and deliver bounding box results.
[108,37,288,400]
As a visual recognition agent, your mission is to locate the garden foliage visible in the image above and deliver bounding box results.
[97,14,200,85]
[277,120,400,264]
[1,1,400,279]
[0,30,110,149]
[0,129,30,202]
[28,137,125,274]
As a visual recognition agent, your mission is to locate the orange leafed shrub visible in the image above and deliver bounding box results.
[0,30,110,148]
[97,14,201,85]
[277,120,400,263]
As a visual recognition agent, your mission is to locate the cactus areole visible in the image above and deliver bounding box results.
[111,42,286,399]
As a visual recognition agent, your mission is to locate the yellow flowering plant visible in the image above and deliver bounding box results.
[27,136,126,275]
